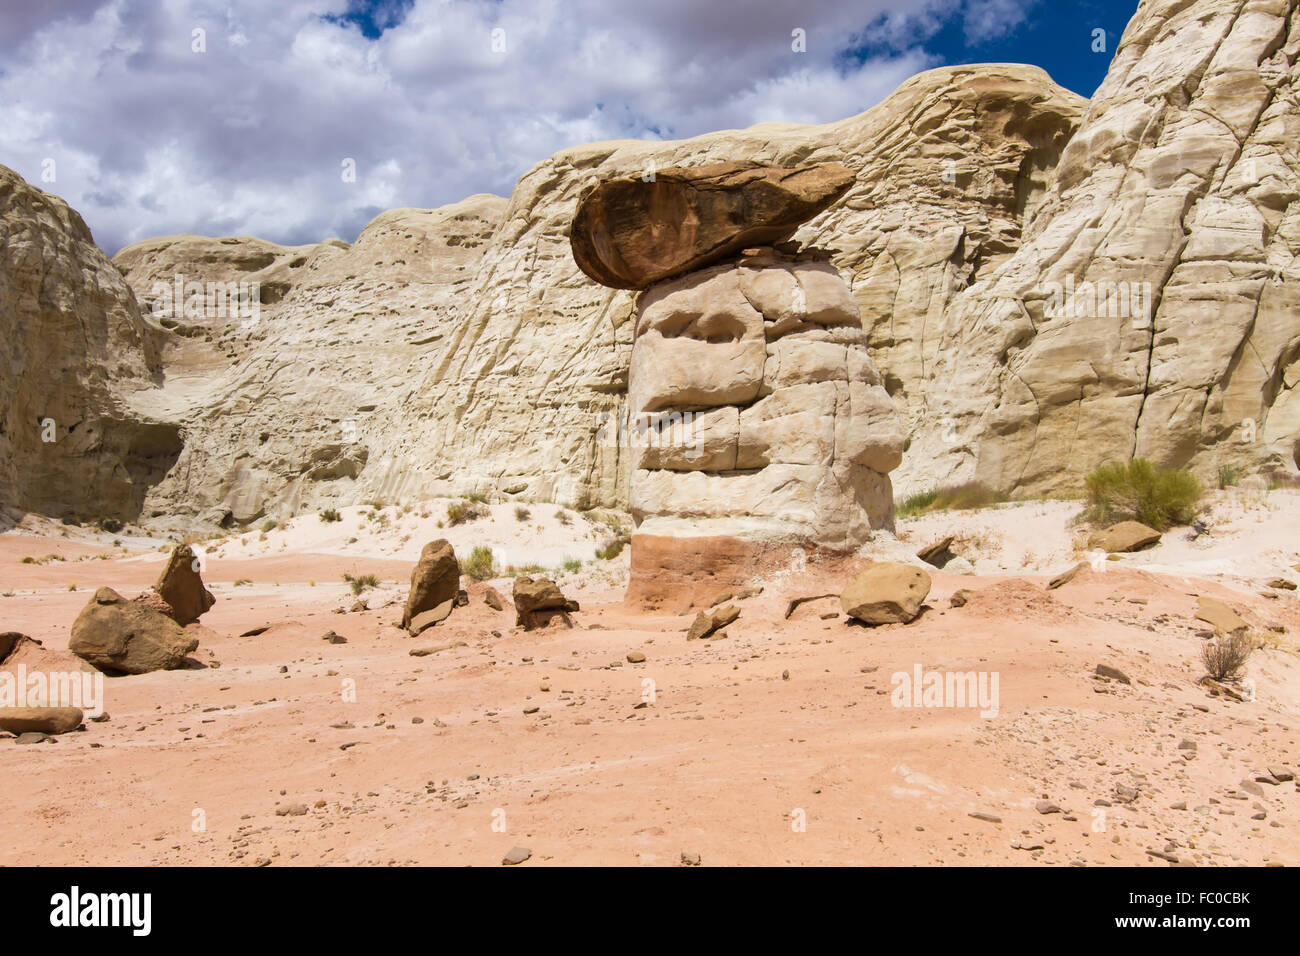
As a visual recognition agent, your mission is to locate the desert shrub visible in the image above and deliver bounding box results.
[97,517,123,533]
[563,557,582,573]
[556,509,571,526]
[1263,468,1300,490]
[262,519,278,533]
[1201,632,1254,681]
[461,545,498,581]
[896,482,1002,518]
[466,492,489,504]
[1084,459,1201,531]
[234,578,253,587]
[344,572,380,595]
[320,508,342,523]
[446,501,483,526]
[594,539,626,561]
[514,505,531,522]
[1216,464,1240,489]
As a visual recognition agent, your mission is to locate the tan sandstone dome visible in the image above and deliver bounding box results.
[569,161,856,289]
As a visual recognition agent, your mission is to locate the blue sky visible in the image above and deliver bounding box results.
[0,0,1142,255]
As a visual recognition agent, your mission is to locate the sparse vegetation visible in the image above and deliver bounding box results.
[1083,458,1201,531]
[897,482,1004,518]
[563,557,582,573]
[446,500,483,526]
[320,508,342,523]
[1263,468,1300,490]
[461,545,498,581]
[344,572,381,595]
[514,505,531,522]
[594,539,626,561]
[556,509,571,526]
[1216,464,1240,489]
[261,519,278,533]
[1201,631,1255,681]
[466,492,489,504]
[234,578,253,587]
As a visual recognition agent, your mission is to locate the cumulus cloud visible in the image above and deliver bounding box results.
[0,0,1028,254]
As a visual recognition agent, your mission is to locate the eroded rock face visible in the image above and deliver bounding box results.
[628,247,904,550]
[0,165,175,522]
[69,587,199,674]
[570,162,855,289]
[109,63,1083,524]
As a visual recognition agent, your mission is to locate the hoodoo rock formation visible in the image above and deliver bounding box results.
[571,163,907,596]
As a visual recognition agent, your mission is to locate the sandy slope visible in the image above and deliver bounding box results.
[1,494,1297,866]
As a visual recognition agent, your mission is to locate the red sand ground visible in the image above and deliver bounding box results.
[1,499,1297,866]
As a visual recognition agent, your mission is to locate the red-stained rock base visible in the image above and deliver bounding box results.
[625,533,865,609]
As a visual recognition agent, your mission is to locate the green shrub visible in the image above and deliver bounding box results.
[896,482,1003,518]
[344,572,381,595]
[1084,459,1201,531]
[594,539,626,561]
[466,492,489,504]
[461,546,498,581]
[320,508,342,523]
[563,557,582,573]
[262,519,278,533]
[446,501,482,526]
[1216,465,1240,489]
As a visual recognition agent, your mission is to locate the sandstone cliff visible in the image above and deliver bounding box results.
[0,164,172,523]
[112,62,1084,523]
[9,0,1291,528]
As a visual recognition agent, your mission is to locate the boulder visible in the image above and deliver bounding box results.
[840,563,932,625]
[915,536,956,567]
[570,162,855,289]
[686,604,741,640]
[1195,596,1248,635]
[0,631,37,664]
[69,587,199,674]
[0,707,84,735]
[513,576,578,630]
[1088,521,1161,553]
[409,601,455,636]
[153,545,215,625]
[402,539,459,632]
[483,587,505,611]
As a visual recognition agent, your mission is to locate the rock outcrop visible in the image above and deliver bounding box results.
[0,165,174,522]
[840,562,932,625]
[909,0,1300,495]
[152,545,215,625]
[402,539,460,633]
[108,62,1087,524]
[570,162,855,289]
[0,707,84,736]
[512,576,577,629]
[69,587,199,674]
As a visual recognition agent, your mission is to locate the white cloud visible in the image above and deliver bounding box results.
[0,0,1029,255]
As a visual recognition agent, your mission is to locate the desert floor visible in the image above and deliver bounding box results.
[2,491,1298,866]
